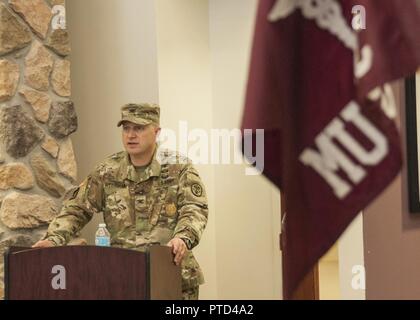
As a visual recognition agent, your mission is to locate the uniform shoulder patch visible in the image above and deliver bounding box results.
[191,183,203,197]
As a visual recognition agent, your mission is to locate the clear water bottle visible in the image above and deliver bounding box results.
[95,223,110,247]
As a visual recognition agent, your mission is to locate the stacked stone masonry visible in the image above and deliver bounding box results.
[0,0,77,299]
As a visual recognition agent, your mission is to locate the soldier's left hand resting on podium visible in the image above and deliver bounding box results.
[167,237,187,266]
[32,239,55,248]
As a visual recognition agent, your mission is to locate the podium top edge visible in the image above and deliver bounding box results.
[6,245,171,256]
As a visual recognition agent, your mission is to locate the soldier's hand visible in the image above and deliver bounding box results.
[32,239,55,248]
[167,237,187,266]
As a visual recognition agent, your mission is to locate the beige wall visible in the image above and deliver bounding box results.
[155,0,218,299]
[209,0,282,299]
[363,81,420,299]
[156,0,281,299]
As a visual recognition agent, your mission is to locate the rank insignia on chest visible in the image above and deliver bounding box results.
[136,195,146,204]
[165,203,177,216]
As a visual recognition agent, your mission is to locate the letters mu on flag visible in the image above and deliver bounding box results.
[241,0,420,298]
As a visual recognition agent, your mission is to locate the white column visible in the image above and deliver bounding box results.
[209,0,282,299]
[338,213,366,299]
[155,0,218,299]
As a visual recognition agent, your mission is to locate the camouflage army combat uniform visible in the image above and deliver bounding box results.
[43,147,208,300]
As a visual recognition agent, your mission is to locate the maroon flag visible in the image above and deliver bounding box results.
[242,0,420,299]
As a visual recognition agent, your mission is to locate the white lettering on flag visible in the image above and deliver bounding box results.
[299,101,388,199]
[268,0,373,80]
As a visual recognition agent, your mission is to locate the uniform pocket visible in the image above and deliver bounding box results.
[104,189,133,230]
[181,251,204,290]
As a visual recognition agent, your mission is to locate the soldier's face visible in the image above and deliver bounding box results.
[122,122,160,157]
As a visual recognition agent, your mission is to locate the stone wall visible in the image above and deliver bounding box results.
[0,0,77,299]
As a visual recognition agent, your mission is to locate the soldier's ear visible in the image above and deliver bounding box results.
[155,126,161,136]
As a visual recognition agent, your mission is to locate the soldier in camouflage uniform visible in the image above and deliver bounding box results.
[32,103,208,300]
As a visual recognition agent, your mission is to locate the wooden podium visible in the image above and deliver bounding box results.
[4,245,182,300]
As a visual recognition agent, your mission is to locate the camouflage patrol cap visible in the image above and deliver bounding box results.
[117,103,160,127]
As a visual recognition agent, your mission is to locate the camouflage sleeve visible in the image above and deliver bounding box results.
[174,165,208,250]
[43,170,104,246]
